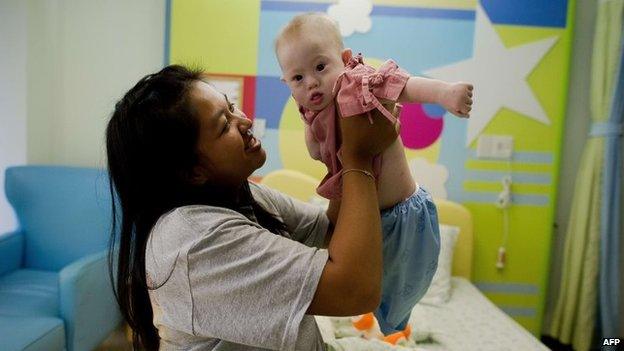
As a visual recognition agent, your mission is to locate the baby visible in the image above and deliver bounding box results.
[275,13,473,336]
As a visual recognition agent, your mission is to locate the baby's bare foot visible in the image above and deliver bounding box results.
[442,82,473,118]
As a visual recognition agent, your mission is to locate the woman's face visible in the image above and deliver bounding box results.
[189,81,266,187]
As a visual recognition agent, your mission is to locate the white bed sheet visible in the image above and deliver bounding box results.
[316,277,550,351]
[409,277,550,351]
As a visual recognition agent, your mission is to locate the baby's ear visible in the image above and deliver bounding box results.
[341,48,353,65]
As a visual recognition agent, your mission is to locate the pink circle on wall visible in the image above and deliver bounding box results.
[399,103,444,150]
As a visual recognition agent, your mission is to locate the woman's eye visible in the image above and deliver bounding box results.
[316,64,325,71]
[228,102,236,113]
[293,75,303,82]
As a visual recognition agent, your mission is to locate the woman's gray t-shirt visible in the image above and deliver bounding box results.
[145,183,330,350]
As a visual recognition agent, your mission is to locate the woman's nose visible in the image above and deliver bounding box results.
[236,114,252,132]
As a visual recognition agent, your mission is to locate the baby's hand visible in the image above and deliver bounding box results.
[440,82,473,118]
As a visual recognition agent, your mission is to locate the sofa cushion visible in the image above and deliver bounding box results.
[0,269,59,317]
[5,166,113,271]
[0,315,65,351]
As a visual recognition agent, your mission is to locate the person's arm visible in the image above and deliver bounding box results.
[398,77,474,118]
[307,108,399,316]
[319,199,339,249]
[308,158,381,316]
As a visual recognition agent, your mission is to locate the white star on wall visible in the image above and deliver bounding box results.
[425,3,558,146]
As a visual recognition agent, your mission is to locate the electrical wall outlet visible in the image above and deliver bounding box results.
[476,135,514,159]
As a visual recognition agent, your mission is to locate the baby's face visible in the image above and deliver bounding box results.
[277,36,344,112]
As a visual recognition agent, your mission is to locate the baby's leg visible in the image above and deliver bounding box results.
[374,187,441,334]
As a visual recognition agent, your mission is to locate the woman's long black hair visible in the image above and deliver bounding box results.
[106,65,285,350]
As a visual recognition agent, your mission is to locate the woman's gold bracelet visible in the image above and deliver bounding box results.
[341,168,375,181]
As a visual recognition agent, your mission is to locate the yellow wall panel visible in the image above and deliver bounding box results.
[170,0,260,75]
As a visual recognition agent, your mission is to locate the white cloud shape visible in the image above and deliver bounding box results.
[327,0,372,37]
[408,158,449,199]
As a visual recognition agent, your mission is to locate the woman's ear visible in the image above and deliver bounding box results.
[186,164,210,186]
[341,48,353,65]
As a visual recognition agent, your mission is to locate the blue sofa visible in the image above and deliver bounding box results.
[0,166,122,351]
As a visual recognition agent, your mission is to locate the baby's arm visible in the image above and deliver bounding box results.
[398,77,473,118]
[305,124,322,161]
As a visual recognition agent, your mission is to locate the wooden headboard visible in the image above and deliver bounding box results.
[434,199,474,280]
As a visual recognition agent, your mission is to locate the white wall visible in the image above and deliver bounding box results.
[27,0,166,167]
[0,1,28,233]
[1,0,165,233]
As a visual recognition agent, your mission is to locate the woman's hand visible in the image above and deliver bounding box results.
[339,107,401,165]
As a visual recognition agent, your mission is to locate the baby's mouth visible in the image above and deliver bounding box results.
[310,92,324,105]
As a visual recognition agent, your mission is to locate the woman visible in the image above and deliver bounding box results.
[106,65,399,350]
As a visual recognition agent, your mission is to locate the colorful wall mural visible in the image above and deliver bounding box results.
[168,0,574,335]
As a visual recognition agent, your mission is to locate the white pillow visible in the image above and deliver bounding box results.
[418,224,460,306]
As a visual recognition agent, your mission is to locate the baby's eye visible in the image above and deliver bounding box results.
[316,63,325,71]
[293,75,303,82]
